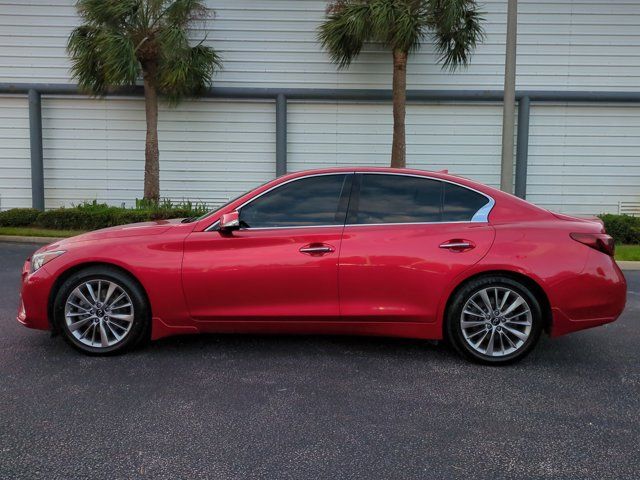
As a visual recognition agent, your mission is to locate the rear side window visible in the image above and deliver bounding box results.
[349,173,491,224]
[352,174,443,224]
[443,182,490,222]
[239,174,351,228]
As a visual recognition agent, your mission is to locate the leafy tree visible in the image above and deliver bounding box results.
[67,0,221,201]
[318,0,484,168]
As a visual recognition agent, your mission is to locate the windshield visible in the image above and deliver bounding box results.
[189,180,272,223]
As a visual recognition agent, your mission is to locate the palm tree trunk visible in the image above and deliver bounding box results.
[391,49,407,168]
[143,63,160,202]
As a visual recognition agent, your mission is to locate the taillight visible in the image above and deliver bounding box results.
[570,233,615,256]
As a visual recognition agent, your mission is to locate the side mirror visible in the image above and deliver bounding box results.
[219,211,240,232]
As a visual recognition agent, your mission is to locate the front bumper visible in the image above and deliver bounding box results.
[17,259,55,331]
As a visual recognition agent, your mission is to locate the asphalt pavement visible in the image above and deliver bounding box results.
[1,242,638,480]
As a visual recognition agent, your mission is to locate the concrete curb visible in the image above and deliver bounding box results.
[0,235,62,245]
[618,261,640,271]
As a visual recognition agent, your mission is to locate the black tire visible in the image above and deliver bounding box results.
[53,266,150,355]
[445,276,543,365]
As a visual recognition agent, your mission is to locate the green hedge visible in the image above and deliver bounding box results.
[599,214,640,245]
[0,208,41,227]
[0,200,209,231]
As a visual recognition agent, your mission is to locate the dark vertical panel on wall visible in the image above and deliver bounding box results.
[28,89,44,210]
[515,96,530,199]
[276,94,287,176]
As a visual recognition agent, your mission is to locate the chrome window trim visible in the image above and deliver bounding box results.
[345,220,487,227]
[204,171,495,232]
[237,224,345,231]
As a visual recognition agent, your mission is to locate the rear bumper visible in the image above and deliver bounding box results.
[17,260,54,331]
[550,251,627,337]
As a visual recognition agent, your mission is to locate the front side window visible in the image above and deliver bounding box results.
[350,174,491,225]
[239,174,351,228]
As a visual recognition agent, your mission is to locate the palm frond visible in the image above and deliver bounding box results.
[386,0,429,53]
[319,0,483,70]
[428,0,485,70]
[369,0,396,44]
[318,1,371,68]
[76,0,140,28]
[95,29,140,85]
[161,0,209,28]
[158,44,221,104]
[68,0,221,102]
[157,25,190,53]
[67,25,108,94]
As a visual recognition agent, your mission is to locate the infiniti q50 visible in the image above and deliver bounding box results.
[18,168,626,364]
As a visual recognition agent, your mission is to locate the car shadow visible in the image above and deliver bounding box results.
[149,332,447,358]
[20,325,620,371]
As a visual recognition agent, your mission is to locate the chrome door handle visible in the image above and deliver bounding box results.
[299,245,334,255]
[439,240,475,250]
[440,242,472,249]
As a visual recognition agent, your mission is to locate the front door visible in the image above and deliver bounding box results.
[338,173,495,323]
[182,173,353,321]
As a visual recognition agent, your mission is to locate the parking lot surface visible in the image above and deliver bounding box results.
[1,242,638,479]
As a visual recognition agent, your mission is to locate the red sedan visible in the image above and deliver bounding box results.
[17,168,626,364]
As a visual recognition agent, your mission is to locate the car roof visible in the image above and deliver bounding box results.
[280,166,481,190]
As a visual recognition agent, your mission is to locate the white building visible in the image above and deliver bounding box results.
[0,0,639,215]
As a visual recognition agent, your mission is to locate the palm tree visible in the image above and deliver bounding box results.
[67,0,221,202]
[318,0,484,168]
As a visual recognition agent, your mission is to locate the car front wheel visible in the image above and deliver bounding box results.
[446,276,543,365]
[53,266,149,355]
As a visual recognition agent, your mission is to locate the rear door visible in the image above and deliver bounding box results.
[338,173,495,323]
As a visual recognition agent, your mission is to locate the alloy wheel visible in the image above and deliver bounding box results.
[460,287,533,357]
[64,279,134,348]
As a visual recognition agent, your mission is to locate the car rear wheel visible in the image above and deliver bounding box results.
[446,276,543,365]
[53,266,149,355]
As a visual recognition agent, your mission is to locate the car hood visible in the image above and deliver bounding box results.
[45,218,187,249]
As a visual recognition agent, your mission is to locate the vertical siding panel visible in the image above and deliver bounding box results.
[288,102,502,187]
[527,104,640,214]
[41,97,275,208]
[407,104,504,187]
[0,97,31,210]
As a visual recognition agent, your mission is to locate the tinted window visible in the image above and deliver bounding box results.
[443,182,490,221]
[353,174,442,224]
[239,174,350,228]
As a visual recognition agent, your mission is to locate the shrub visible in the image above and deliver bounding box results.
[36,207,172,230]
[0,208,41,227]
[31,198,210,231]
[1,199,212,232]
[35,208,97,230]
[599,214,640,245]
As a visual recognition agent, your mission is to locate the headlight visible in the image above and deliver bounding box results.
[30,250,66,273]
